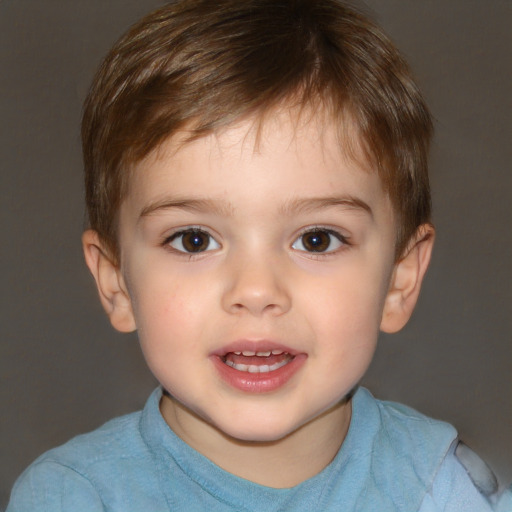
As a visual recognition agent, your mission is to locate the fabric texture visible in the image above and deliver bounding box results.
[7,387,512,511]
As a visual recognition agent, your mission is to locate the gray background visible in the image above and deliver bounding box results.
[1,1,510,508]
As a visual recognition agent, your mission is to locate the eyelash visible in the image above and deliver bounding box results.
[162,226,350,257]
[163,228,220,256]
[291,227,350,257]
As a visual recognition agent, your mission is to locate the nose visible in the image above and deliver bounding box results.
[221,252,292,317]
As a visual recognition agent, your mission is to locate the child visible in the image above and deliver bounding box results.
[7,1,511,510]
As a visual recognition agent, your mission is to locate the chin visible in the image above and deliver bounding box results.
[212,412,305,444]
[224,426,295,444]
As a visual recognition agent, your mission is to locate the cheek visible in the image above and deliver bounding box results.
[309,266,389,327]
[132,282,209,392]
[301,262,390,366]
[127,271,199,352]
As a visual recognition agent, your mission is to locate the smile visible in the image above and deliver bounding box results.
[222,350,293,373]
[211,343,306,393]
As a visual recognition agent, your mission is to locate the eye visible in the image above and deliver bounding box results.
[167,229,220,253]
[292,228,346,253]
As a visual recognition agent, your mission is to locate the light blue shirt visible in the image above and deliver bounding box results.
[7,387,512,511]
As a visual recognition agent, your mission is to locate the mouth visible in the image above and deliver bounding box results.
[211,342,306,393]
[222,350,294,373]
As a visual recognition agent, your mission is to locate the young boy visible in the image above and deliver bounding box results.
[7,1,511,510]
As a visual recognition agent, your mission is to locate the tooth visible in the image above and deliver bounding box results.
[269,360,288,371]
[234,351,241,355]
[271,350,284,355]
[224,357,291,373]
[256,351,271,357]
[242,351,256,356]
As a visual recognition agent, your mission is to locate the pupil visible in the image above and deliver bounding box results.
[183,232,208,252]
[304,231,329,252]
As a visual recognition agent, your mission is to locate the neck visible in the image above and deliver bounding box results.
[160,394,351,488]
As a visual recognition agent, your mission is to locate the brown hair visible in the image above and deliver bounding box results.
[82,0,433,262]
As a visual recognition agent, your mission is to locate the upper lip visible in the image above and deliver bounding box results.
[211,340,300,357]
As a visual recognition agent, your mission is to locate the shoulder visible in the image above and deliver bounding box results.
[347,389,460,510]
[354,388,457,464]
[31,409,145,475]
[346,388,457,509]
[352,389,512,512]
[420,440,512,512]
[7,406,159,511]
[372,391,456,438]
[6,458,106,512]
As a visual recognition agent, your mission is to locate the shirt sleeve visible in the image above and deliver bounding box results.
[418,440,512,512]
[6,460,105,512]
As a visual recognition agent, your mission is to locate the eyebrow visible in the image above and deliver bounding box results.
[139,195,372,220]
[279,196,373,217]
[139,198,235,219]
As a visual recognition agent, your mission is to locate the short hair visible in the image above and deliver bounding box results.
[82,0,433,262]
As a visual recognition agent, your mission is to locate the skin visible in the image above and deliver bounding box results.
[83,110,434,487]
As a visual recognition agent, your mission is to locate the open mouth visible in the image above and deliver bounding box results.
[222,350,294,373]
[212,344,306,392]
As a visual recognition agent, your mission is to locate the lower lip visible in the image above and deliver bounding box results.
[211,354,307,393]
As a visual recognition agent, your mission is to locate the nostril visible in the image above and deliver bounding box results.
[221,265,291,316]
[228,301,286,317]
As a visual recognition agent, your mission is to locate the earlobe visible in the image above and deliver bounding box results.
[380,224,435,333]
[82,230,136,333]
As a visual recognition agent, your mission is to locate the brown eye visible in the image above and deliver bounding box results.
[168,229,220,253]
[292,229,345,253]
[302,231,330,252]
[182,231,209,252]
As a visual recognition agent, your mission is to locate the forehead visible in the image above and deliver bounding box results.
[125,108,389,214]
[138,106,370,171]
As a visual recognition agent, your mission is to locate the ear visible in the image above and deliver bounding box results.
[82,230,136,333]
[380,224,435,333]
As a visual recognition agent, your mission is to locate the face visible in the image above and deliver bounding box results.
[116,112,398,444]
